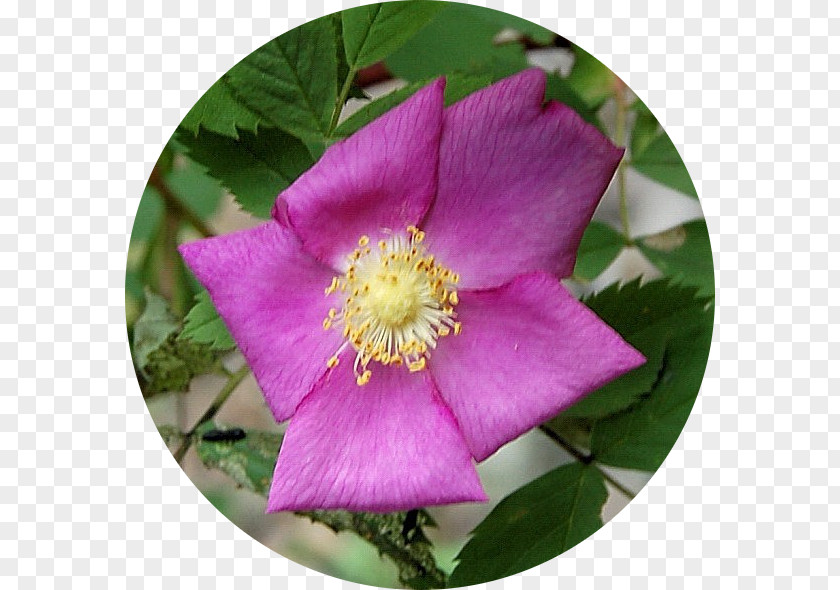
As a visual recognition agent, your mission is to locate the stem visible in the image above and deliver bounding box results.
[328,67,357,136]
[538,425,636,500]
[148,167,215,238]
[173,365,251,463]
[612,78,632,243]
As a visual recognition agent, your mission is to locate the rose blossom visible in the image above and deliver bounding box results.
[180,69,645,512]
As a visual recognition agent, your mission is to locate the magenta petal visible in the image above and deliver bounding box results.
[267,359,487,512]
[279,79,445,270]
[430,272,646,461]
[178,223,343,422]
[422,69,624,288]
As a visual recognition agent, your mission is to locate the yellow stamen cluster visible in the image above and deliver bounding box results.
[323,226,461,385]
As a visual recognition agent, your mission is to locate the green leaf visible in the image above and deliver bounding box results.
[175,126,313,218]
[341,2,445,70]
[132,290,218,393]
[334,81,425,138]
[195,421,282,496]
[385,3,531,82]
[564,279,710,422]
[565,46,616,109]
[166,157,226,221]
[479,8,555,45]
[180,77,265,139]
[584,280,713,470]
[560,342,666,421]
[544,73,603,130]
[631,131,698,198]
[636,220,715,299]
[179,290,236,351]
[133,290,179,371]
[630,99,660,158]
[443,73,494,105]
[333,14,368,102]
[449,463,607,586]
[193,422,448,589]
[334,73,492,138]
[573,221,625,280]
[225,17,338,142]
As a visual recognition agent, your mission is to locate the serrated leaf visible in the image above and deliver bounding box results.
[573,221,625,280]
[133,290,179,371]
[449,463,606,586]
[195,421,282,495]
[631,131,698,198]
[563,280,711,422]
[179,290,235,351]
[385,3,531,82]
[342,2,445,70]
[225,17,338,142]
[175,126,313,218]
[544,73,604,131]
[565,46,616,109]
[193,422,447,589]
[559,342,666,421]
[636,220,714,299]
[583,280,713,470]
[132,291,218,392]
[334,74,492,138]
[166,157,226,220]
[181,77,265,139]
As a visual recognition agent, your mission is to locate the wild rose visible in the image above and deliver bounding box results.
[179,69,645,512]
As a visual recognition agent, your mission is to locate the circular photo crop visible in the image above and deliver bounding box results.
[127,2,714,587]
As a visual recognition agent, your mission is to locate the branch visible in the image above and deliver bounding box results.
[172,364,250,463]
[148,166,215,238]
[193,422,448,588]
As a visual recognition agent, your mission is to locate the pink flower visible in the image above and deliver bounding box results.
[179,69,645,513]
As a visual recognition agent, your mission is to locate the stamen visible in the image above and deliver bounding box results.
[322,226,462,385]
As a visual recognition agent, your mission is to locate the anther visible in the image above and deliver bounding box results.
[356,370,372,386]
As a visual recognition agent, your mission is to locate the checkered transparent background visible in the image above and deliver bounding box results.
[1,0,835,587]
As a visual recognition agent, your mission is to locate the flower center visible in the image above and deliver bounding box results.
[323,226,461,386]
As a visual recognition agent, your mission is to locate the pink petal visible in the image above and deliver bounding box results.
[267,356,487,512]
[430,272,646,461]
[278,79,445,270]
[179,223,343,422]
[422,69,624,289]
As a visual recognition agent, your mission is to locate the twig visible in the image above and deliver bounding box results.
[538,425,636,500]
[612,77,633,244]
[173,365,251,463]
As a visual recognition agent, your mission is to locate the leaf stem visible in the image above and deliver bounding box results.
[328,66,357,136]
[612,78,633,244]
[173,364,251,463]
[538,425,636,500]
[148,167,215,238]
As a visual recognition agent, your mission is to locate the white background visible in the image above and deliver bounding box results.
[1,0,835,588]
